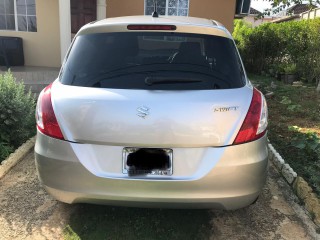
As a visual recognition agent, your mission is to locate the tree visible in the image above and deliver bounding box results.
[256,0,320,15]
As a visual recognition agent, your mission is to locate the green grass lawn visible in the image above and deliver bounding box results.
[64,204,211,240]
[250,74,320,196]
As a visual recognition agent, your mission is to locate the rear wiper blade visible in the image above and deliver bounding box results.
[145,77,204,86]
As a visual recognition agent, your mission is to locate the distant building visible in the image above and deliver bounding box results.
[271,3,317,23]
[243,7,278,27]
[276,3,315,17]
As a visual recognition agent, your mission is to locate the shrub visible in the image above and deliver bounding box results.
[233,18,320,85]
[0,71,36,162]
[0,142,13,161]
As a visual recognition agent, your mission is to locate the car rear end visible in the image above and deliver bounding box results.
[35,16,268,209]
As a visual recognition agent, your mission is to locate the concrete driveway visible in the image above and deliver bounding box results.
[0,152,318,240]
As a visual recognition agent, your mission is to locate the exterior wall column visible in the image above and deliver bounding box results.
[97,0,107,20]
[58,0,72,64]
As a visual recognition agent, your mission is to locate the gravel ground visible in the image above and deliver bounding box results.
[0,152,72,240]
[0,152,319,240]
[210,165,319,240]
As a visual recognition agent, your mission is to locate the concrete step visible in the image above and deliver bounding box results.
[0,66,60,85]
[1,66,59,99]
[24,83,48,94]
[13,71,59,85]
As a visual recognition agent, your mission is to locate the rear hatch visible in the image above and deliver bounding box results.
[53,83,251,147]
[56,30,250,147]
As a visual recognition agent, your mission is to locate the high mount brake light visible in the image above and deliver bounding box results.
[233,88,268,145]
[36,84,64,140]
[127,25,177,31]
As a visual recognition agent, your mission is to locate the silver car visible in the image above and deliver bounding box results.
[35,16,268,210]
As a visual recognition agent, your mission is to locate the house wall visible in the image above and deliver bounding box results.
[189,0,236,32]
[301,7,320,19]
[0,0,61,67]
[0,0,237,68]
[106,0,144,17]
[244,16,278,27]
[106,0,236,32]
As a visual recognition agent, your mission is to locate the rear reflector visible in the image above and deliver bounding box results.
[36,83,64,140]
[233,88,267,145]
[127,25,176,31]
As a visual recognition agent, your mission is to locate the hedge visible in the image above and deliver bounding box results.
[0,71,36,162]
[233,18,320,84]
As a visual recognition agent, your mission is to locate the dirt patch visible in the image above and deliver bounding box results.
[276,219,312,240]
[210,182,282,239]
[0,152,74,240]
[210,165,318,240]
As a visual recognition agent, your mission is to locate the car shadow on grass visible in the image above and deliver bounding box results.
[63,204,212,240]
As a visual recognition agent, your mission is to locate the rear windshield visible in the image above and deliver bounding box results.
[60,32,246,90]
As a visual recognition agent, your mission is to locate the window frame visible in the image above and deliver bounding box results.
[0,0,37,32]
[144,0,190,16]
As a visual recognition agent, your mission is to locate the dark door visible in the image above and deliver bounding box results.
[71,0,97,34]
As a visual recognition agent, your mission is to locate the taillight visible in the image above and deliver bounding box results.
[36,83,64,140]
[233,88,268,145]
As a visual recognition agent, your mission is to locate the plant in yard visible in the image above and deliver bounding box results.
[282,63,297,84]
[277,63,286,74]
[0,71,36,162]
[280,96,302,112]
[283,63,297,75]
[0,143,13,161]
[268,63,282,78]
[286,104,302,112]
[280,96,292,105]
[233,18,320,90]
[288,126,320,159]
[250,74,320,196]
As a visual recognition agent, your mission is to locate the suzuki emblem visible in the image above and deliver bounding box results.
[137,106,150,119]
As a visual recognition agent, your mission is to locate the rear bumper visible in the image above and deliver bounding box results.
[35,132,268,210]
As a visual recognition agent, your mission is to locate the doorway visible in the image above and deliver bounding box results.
[71,0,97,34]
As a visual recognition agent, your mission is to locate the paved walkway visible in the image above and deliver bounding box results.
[0,152,318,239]
[0,66,60,95]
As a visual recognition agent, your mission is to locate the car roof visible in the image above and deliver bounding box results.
[96,16,225,28]
[78,15,232,39]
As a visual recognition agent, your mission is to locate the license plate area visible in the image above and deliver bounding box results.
[123,148,173,176]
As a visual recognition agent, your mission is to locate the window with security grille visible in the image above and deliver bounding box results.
[0,0,37,32]
[145,0,189,16]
